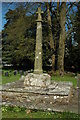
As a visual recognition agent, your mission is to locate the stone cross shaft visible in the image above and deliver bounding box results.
[34,7,43,74]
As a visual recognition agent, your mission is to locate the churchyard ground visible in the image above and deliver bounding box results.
[2,69,80,119]
[2,69,77,87]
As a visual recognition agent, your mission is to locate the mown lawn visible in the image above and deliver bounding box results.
[2,69,21,84]
[51,75,77,88]
[2,106,80,119]
[2,74,20,84]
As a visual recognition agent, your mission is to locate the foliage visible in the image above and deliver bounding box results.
[2,4,36,69]
[2,3,54,70]
[65,2,80,72]
[2,106,80,119]
[2,2,80,73]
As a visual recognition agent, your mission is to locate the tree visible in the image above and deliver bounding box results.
[65,2,80,72]
[57,2,66,75]
[2,4,36,69]
[46,3,55,71]
[2,2,79,73]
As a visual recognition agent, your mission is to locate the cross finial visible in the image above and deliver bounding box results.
[36,7,43,22]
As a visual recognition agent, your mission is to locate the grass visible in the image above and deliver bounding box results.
[2,69,21,85]
[2,106,80,119]
[51,75,77,88]
[2,74,20,84]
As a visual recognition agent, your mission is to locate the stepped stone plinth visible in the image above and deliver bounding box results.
[1,79,74,112]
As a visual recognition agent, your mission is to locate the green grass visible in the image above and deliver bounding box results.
[2,106,80,119]
[51,75,77,88]
[2,70,21,85]
[2,74,20,84]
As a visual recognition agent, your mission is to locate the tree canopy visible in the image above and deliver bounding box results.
[2,2,80,73]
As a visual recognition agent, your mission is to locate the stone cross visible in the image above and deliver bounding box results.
[34,7,43,74]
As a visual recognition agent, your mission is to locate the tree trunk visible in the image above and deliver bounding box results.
[58,2,66,76]
[47,3,55,71]
[55,2,60,70]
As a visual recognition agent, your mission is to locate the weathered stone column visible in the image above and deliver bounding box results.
[34,7,43,74]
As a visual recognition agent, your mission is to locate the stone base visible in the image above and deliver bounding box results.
[24,73,51,88]
[1,78,74,112]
